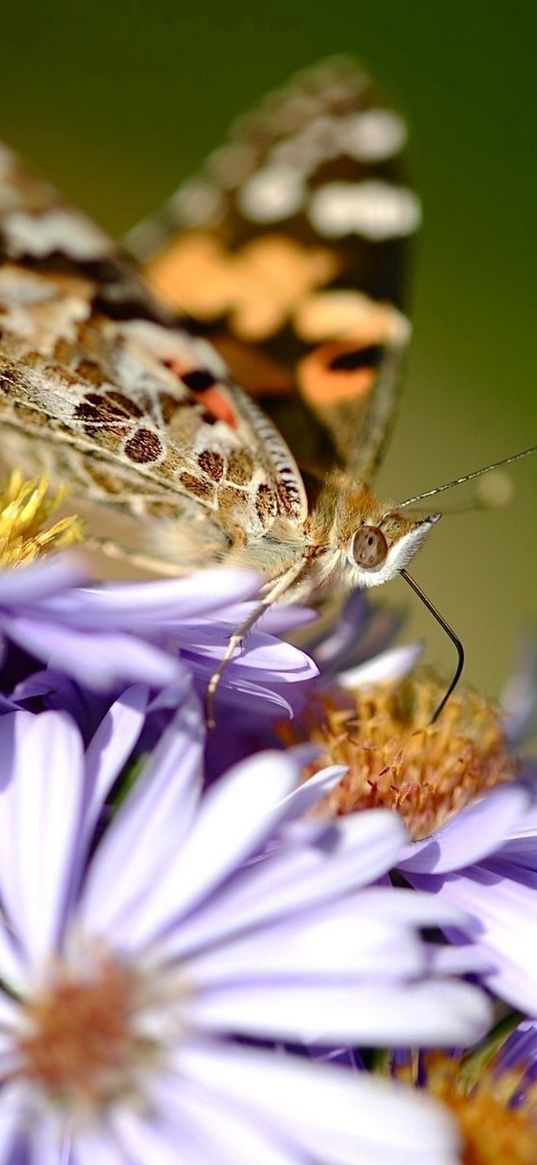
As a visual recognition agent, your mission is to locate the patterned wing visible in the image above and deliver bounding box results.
[0,142,307,570]
[129,58,420,482]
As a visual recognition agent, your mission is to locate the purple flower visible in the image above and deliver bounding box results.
[274,652,537,1016]
[398,775,537,1014]
[0,685,490,1162]
[0,556,316,716]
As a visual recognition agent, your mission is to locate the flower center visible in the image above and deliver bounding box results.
[278,672,517,839]
[0,470,82,566]
[16,953,161,1111]
[399,1051,537,1165]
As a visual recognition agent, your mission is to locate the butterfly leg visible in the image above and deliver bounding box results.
[206,555,308,729]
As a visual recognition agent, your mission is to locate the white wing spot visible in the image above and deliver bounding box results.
[308,180,422,241]
[169,178,225,227]
[342,109,407,161]
[4,210,110,259]
[239,165,305,223]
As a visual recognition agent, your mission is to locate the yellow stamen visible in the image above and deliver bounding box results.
[396,1052,537,1165]
[0,470,83,566]
[278,672,517,839]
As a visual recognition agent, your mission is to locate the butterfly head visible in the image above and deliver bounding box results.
[346,507,440,588]
[313,477,440,590]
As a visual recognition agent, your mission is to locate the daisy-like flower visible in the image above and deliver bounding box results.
[0,470,83,567]
[0,684,491,1163]
[0,554,316,715]
[280,668,537,1016]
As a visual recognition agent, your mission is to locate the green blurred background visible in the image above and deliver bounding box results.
[1,0,536,703]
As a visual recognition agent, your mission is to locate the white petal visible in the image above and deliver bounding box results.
[399,784,532,873]
[82,684,150,841]
[188,906,425,985]
[188,978,491,1046]
[71,569,261,625]
[338,642,422,688]
[0,712,85,968]
[0,991,22,1032]
[276,764,347,821]
[80,690,204,938]
[162,812,406,962]
[109,1104,214,1165]
[0,555,84,605]
[149,1072,297,1165]
[179,1042,459,1165]
[0,921,28,988]
[0,1084,28,1158]
[416,864,537,1014]
[25,1115,68,1165]
[108,751,300,950]
[72,1121,137,1165]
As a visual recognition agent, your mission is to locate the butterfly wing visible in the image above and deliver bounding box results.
[0,143,307,571]
[130,58,419,482]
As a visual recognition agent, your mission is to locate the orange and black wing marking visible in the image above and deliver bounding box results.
[129,58,420,483]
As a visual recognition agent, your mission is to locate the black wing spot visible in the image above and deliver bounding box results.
[327,344,384,373]
[182,369,217,392]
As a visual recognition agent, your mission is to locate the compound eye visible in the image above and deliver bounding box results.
[352,526,388,569]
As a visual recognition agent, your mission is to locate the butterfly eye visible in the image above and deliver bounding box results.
[351,526,388,569]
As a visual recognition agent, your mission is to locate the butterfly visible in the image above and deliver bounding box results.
[0,60,530,720]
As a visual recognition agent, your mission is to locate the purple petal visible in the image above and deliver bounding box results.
[412,863,537,1013]
[189,977,491,1046]
[181,629,318,681]
[187,901,427,984]
[179,1042,459,1164]
[81,684,151,841]
[108,751,300,950]
[162,814,408,962]
[80,688,205,937]
[4,615,182,688]
[0,1085,28,1160]
[72,1125,132,1165]
[37,569,261,628]
[500,1019,537,1069]
[399,783,532,874]
[338,642,422,689]
[215,602,318,635]
[277,765,348,822]
[142,1073,296,1165]
[0,554,85,606]
[0,712,86,971]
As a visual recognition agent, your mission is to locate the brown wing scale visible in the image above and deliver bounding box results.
[0,143,307,569]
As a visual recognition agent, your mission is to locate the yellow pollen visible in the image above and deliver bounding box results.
[397,1052,537,1165]
[278,673,517,839]
[0,470,83,567]
[17,956,152,1110]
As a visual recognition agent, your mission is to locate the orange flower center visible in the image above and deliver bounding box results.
[16,954,161,1111]
[396,1052,537,1165]
[278,673,517,839]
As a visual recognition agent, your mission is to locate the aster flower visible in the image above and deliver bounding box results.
[0,553,316,715]
[0,686,491,1163]
[281,667,537,1016]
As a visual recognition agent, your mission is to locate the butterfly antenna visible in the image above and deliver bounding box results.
[396,444,537,509]
[400,568,464,722]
